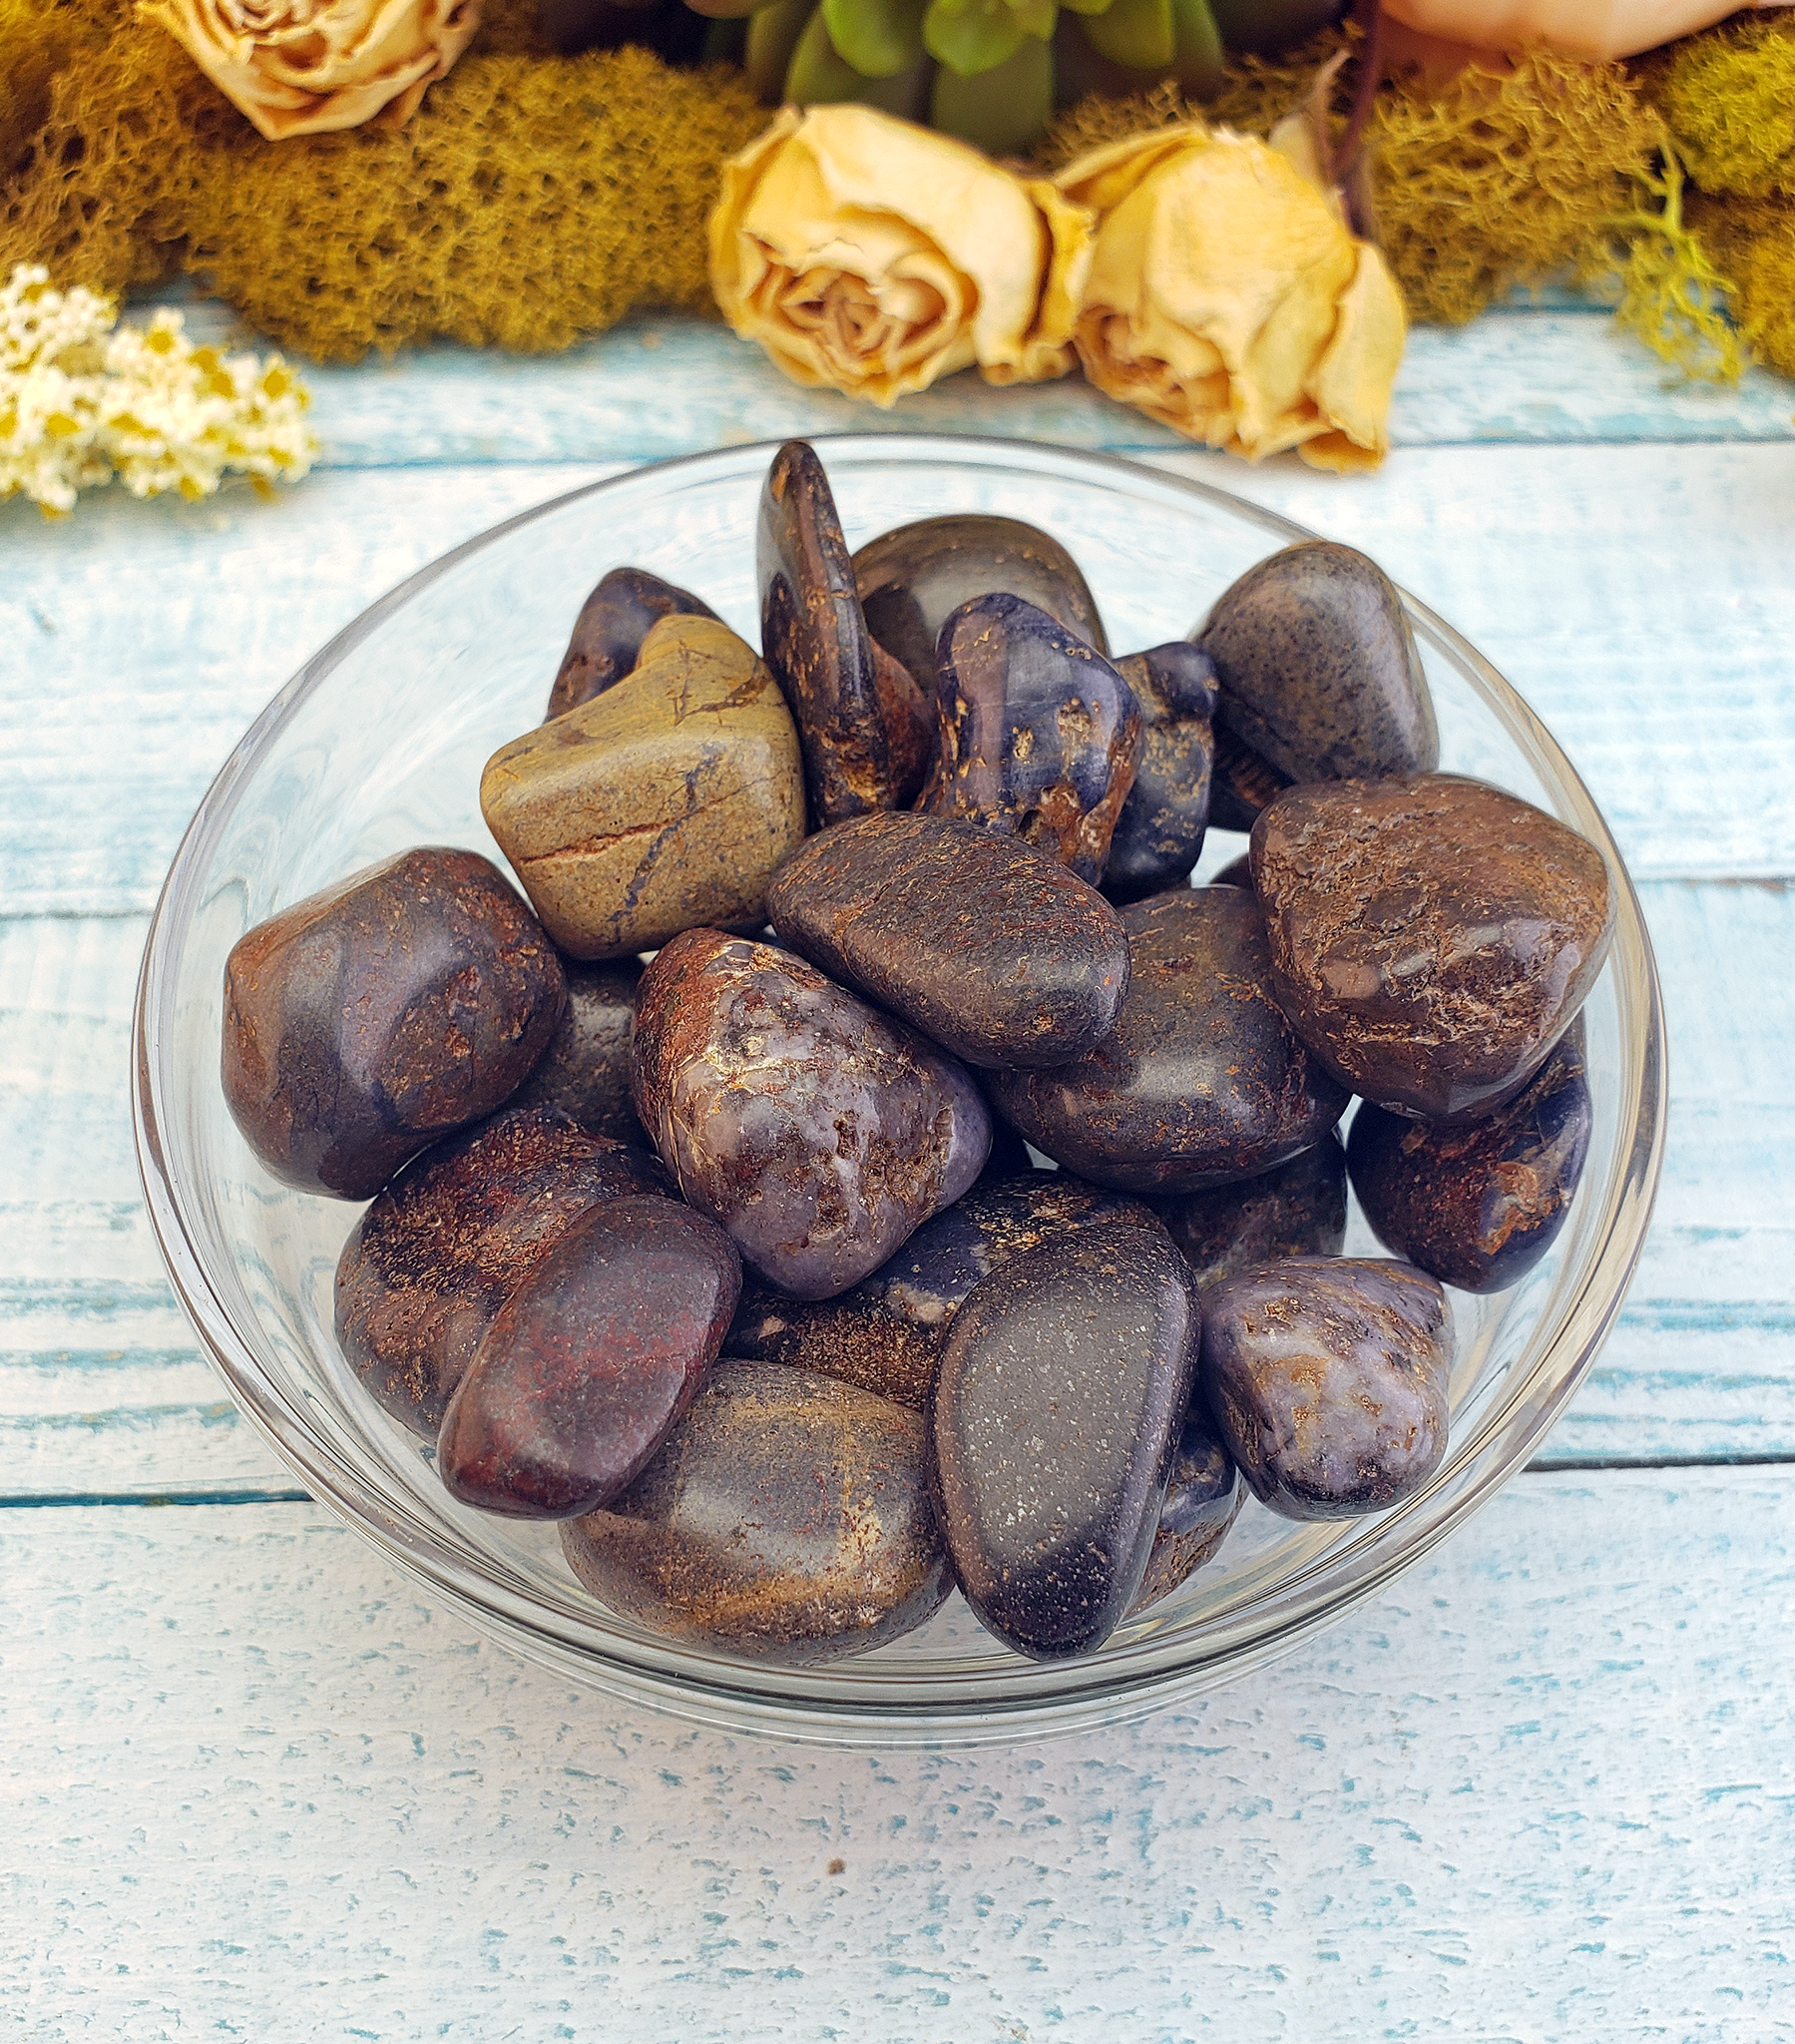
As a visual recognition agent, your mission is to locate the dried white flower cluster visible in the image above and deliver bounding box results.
[1,264,317,516]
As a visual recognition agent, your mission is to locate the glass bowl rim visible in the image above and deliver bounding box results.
[131,432,1668,1742]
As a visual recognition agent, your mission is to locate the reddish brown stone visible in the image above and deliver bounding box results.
[1150,1136,1347,1293]
[1251,774,1615,1121]
[987,887,1347,1195]
[438,1195,740,1519]
[758,440,916,823]
[507,957,644,1144]
[1200,1257,1452,1521]
[631,927,990,1299]
[545,565,717,720]
[852,513,1108,694]
[765,811,1130,1071]
[1348,1025,1592,1291]
[334,1105,671,1439]
[561,1358,951,1663]
[1130,1401,1242,1614]
[221,846,565,1200]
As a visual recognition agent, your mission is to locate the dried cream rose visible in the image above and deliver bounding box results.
[1380,0,1779,61]
[709,104,1093,407]
[1056,125,1405,474]
[138,0,480,141]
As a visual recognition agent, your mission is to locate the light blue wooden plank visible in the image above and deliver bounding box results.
[2,443,1791,919]
[4,1474,1794,2036]
[146,297,1795,464]
[1,879,1790,1494]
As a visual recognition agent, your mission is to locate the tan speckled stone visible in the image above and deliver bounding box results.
[480,615,806,960]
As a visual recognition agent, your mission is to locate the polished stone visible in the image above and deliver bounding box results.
[1150,1135,1347,1292]
[1251,773,1615,1120]
[335,1105,672,1439]
[932,1220,1199,1660]
[1200,1257,1453,1521]
[222,846,565,1201]
[631,927,990,1299]
[766,811,1130,1070]
[1348,1025,1593,1292]
[988,887,1348,1195]
[729,1170,1158,1408]
[545,565,717,720]
[1130,1400,1243,1614]
[561,1358,951,1664]
[1198,539,1439,792]
[507,957,644,1144]
[482,614,806,960]
[922,592,1141,886]
[438,1195,740,1519]
[852,512,1108,695]
[1104,642,1217,905]
[758,439,925,822]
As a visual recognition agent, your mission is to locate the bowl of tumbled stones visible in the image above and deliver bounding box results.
[134,436,1666,1747]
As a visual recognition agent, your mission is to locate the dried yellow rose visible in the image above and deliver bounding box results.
[1056,125,1406,473]
[138,0,480,141]
[709,104,1093,407]
[1,264,316,516]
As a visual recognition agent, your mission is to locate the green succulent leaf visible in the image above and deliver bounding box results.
[930,29,1054,152]
[824,0,928,76]
[924,0,1054,81]
[745,0,814,97]
[786,2,934,113]
[1167,0,1223,96]
[1079,0,1172,69]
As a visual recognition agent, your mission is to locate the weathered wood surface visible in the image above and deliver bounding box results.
[6,1473,1794,2042]
[5,439,1793,919]
[158,295,1795,463]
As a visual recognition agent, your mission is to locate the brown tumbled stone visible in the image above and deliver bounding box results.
[632,927,991,1299]
[1150,1136,1347,1293]
[759,439,916,824]
[1200,1257,1452,1522]
[728,1171,1159,1408]
[766,811,1131,1071]
[438,1195,740,1520]
[481,614,806,961]
[1103,643,1217,906]
[1251,774,1615,1121]
[561,1358,951,1664]
[1198,540,1439,789]
[222,846,565,1200]
[1348,1024,1592,1292]
[932,1220,1200,1660]
[988,887,1348,1195]
[852,513,1108,695]
[1130,1400,1242,1614]
[507,957,644,1143]
[335,1105,671,1439]
[545,565,718,721]
[922,593,1142,887]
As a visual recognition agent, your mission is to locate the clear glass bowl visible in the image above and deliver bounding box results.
[132,435,1666,1749]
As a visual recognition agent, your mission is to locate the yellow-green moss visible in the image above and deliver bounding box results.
[1649,11,1795,200]
[0,0,764,358]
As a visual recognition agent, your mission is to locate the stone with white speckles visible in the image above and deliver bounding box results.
[931,1218,1200,1660]
[1200,1256,1452,1521]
